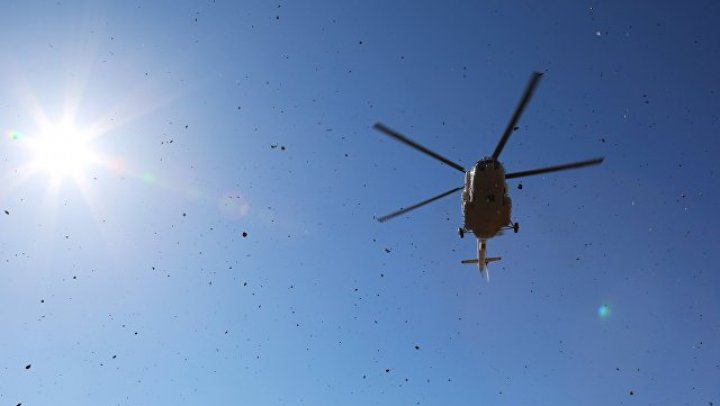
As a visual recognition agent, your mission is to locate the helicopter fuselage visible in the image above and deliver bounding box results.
[462,158,511,239]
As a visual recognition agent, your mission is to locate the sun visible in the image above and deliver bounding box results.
[25,119,99,182]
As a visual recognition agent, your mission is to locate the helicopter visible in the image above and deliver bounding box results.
[373,72,604,280]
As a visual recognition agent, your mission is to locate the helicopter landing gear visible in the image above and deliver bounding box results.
[513,222,519,233]
[458,227,465,239]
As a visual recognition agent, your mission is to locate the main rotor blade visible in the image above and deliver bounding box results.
[377,186,463,223]
[373,122,465,173]
[492,72,543,161]
[505,157,604,179]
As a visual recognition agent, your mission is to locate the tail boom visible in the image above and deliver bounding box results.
[461,239,501,279]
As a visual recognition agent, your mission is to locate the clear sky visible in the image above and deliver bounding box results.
[0,0,718,405]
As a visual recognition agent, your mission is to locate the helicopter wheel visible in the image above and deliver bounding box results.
[513,222,519,233]
[458,227,465,239]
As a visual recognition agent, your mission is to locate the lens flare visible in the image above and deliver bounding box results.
[108,157,128,175]
[7,129,22,140]
[142,172,155,184]
[218,193,249,219]
[598,304,611,319]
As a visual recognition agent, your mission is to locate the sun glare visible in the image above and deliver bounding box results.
[27,121,98,180]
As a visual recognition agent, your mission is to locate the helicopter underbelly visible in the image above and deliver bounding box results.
[462,166,511,239]
[464,197,511,238]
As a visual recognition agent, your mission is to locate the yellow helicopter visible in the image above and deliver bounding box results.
[374,72,604,280]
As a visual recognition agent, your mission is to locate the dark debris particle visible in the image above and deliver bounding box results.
[415,345,420,350]
[112,355,117,359]
[384,248,391,253]
[182,212,187,217]
[629,390,634,396]
[280,146,286,150]
[513,126,519,131]
[25,364,31,370]
[517,183,523,190]
[4,210,8,215]
[242,232,248,238]
[385,368,390,373]
[40,299,44,303]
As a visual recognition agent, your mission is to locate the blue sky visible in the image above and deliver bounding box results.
[0,0,718,404]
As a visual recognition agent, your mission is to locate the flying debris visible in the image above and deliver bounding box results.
[373,72,603,280]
